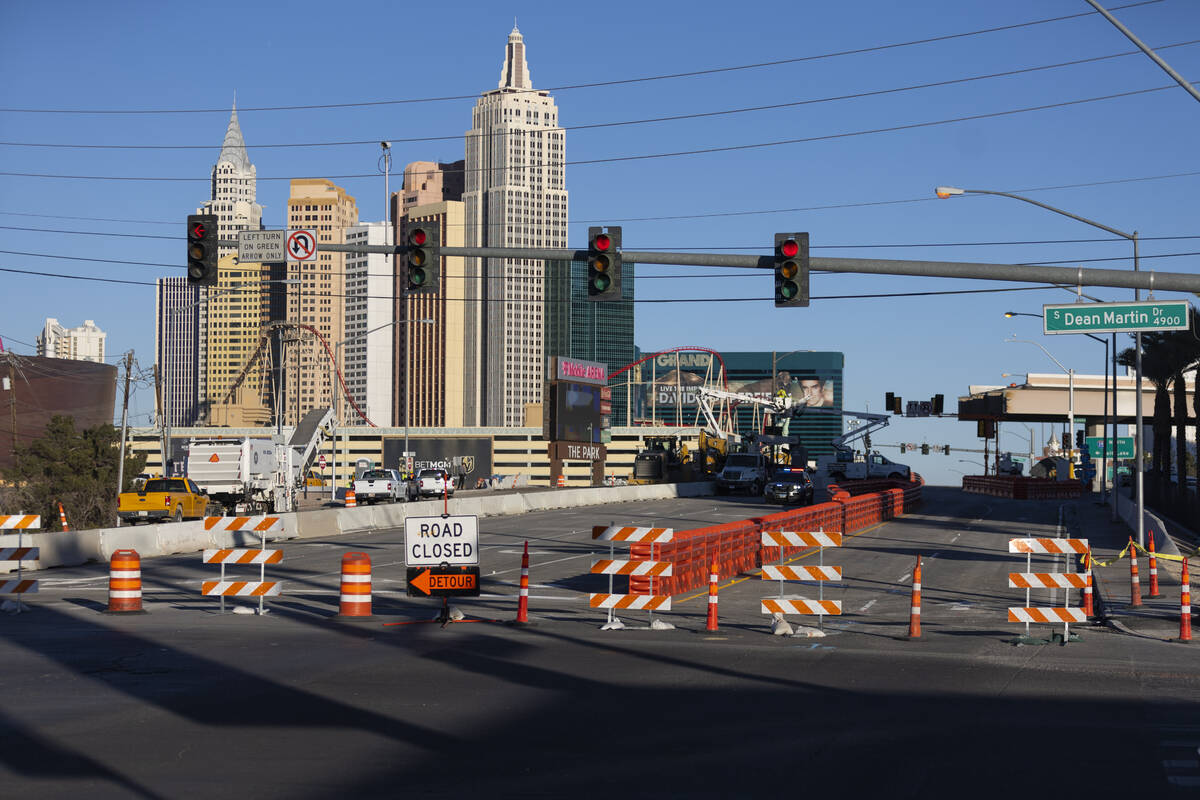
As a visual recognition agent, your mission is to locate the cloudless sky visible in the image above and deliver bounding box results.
[1,0,1197,486]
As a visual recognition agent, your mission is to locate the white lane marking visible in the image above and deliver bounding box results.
[491,551,595,577]
[897,572,912,583]
[929,552,941,559]
[950,533,961,542]
[858,599,878,613]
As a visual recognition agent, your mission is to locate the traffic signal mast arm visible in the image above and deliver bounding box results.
[220,240,1200,294]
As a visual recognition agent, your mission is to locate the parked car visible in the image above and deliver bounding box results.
[353,468,417,504]
[764,467,815,506]
[417,468,456,498]
[118,477,217,524]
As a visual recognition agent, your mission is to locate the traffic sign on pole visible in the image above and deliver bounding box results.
[1086,436,1134,459]
[404,515,479,567]
[1043,300,1189,335]
[238,230,287,262]
[286,229,318,262]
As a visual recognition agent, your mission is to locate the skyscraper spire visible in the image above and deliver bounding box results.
[217,100,251,173]
[498,24,532,90]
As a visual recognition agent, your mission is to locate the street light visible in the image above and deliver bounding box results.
[1004,337,1074,465]
[939,185,1139,539]
[330,316,433,492]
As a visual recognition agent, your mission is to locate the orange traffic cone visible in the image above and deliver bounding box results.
[1147,531,1162,598]
[1082,548,1094,618]
[1129,538,1142,607]
[1179,558,1192,644]
[515,541,531,624]
[706,561,719,632]
[907,554,922,639]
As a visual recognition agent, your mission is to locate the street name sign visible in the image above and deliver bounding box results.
[237,230,287,262]
[404,514,479,567]
[1043,300,1190,335]
[406,566,480,598]
[1085,436,1134,459]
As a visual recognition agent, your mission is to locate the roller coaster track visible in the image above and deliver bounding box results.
[220,320,376,427]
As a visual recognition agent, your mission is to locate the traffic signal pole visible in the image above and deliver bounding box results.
[220,240,1200,294]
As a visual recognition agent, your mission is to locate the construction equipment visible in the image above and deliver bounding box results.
[815,410,911,481]
[186,407,334,514]
[630,436,693,485]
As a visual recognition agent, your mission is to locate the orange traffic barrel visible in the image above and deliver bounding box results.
[345,489,357,508]
[339,552,372,617]
[107,549,146,613]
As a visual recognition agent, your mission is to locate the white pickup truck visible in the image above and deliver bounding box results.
[354,469,417,504]
[417,468,456,498]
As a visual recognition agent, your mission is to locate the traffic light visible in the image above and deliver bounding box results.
[943,445,950,456]
[587,226,622,301]
[899,443,906,454]
[1075,430,1084,450]
[186,214,218,286]
[773,232,809,307]
[932,394,944,415]
[885,392,895,413]
[891,395,903,414]
[921,443,930,455]
[403,222,440,293]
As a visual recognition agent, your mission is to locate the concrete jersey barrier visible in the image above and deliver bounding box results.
[2,481,716,573]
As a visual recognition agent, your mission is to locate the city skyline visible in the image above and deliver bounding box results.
[2,2,1198,486]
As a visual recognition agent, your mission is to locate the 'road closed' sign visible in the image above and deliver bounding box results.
[404,515,479,566]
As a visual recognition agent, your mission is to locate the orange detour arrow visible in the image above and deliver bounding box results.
[410,568,432,596]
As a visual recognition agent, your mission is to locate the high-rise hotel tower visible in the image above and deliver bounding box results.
[463,25,568,426]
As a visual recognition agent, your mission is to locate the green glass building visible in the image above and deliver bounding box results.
[545,258,636,425]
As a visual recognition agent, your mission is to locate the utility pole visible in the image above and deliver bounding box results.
[115,351,134,526]
[7,357,16,459]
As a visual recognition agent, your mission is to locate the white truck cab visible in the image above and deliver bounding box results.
[715,452,771,495]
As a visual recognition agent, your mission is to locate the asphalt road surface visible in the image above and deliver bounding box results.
[4,487,1198,797]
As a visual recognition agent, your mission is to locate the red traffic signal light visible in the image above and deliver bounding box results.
[588,226,622,301]
[773,232,809,307]
[403,222,439,292]
[186,214,218,286]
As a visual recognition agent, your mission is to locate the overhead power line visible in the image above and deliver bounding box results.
[0,0,1163,115]
[2,80,1193,182]
[3,169,1199,230]
[5,39,1197,151]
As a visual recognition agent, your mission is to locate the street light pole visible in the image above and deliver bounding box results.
[939,185,1142,543]
[1005,337,1074,465]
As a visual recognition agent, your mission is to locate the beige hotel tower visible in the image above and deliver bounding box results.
[463,25,568,426]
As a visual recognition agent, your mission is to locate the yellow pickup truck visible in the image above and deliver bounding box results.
[118,477,215,524]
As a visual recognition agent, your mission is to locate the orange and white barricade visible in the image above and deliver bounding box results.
[590,524,674,630]
[202,546,283,615]
[338,552,372,618]
[760,529,843,629]
[0,515,41,614]
[204,516,283,534]
[1007,536,1088,643]
[107,549,145,613]
[0,515,41,530]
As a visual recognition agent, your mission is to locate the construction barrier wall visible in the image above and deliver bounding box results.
[962,476,1084,500]
[631,477,924,596]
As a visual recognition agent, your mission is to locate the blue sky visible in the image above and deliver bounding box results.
[1,0,1197,486]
